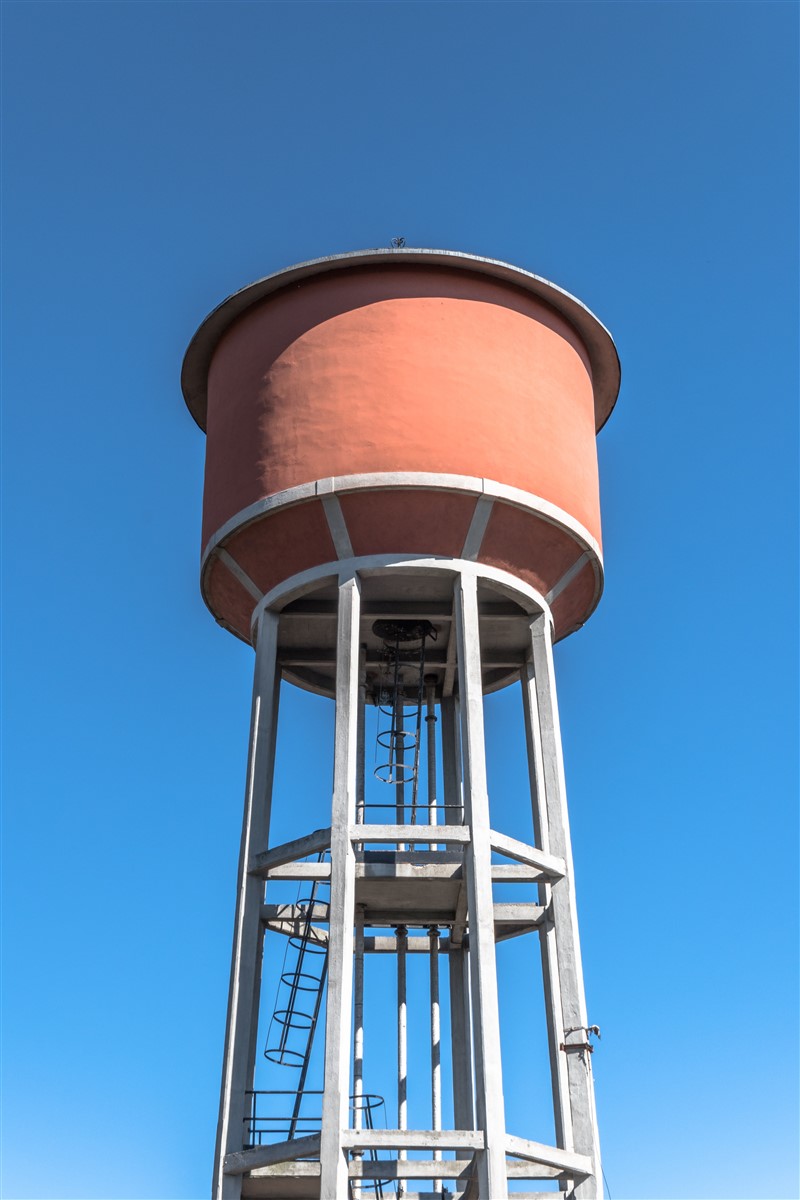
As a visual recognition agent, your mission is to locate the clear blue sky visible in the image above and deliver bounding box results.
[2,3,797,1199]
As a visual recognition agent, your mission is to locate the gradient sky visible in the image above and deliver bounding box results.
[2,3,798,1199]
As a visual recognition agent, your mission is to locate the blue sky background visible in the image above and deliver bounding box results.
[2,3,798,1198]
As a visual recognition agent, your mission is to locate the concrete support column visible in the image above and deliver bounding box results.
[454,574,508,1199]
[214,611,281,1200]
[527,612,601,1198]
[319,574,361,1198]
[521,658,571,1151]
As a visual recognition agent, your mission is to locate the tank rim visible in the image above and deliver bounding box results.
[180,247,621,434]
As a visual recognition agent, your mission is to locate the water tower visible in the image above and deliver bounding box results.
[182,248,620,1200]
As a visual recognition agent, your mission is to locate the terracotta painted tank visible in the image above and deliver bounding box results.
[182,248,620,655]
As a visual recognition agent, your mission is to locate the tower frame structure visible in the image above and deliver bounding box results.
[182,249,619,1200]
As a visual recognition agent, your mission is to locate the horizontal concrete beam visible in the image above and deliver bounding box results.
[245,1159,561,1184]
[350,1158,474,1180]
[349,1160,567,1185]
[261,901,542,942]
[378,1192,560,1198]
[279,648,525,669]
[261,902,329,923]
[357,860,462,881]
[491,864,545,882]
[351,825,471,845]
[352,909,466,927]
[506,1132,593,1177]
[342,1129,485,1151]
[357,849,465,865]
[261,901,329,942]
[263,858,541,883]
[262,919,329,945]
[249,827,331,877]
[261,910,537,935]
[490,829,566,880]
[366,935,452,953]
[223,1133,321,1174]
[248,1161,320,1181]
[264,860,460,881]
[493,902,546,927]
[263,862,331,881]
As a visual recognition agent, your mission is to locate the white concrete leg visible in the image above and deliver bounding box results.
[521,662,571,1151]
[454,574,508,1199]
[214,612,281,1200]
[528,613,601,1199]
[319,575,361,1198]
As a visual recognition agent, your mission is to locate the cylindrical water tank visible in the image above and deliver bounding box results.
[182,249,619,646]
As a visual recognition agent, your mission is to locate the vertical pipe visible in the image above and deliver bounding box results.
[454,572,509,1199]
[356,644,367,832]
[528,611,602,1198]
[442,694,474,1149]
[319,574,361,1198]
[396,923,408,1197]
[352,904,366,1200]
[395,687,406,850]
[447,949,474,1151]
[441,694,463,827]
[429,926,442,1193]
[353,650,367,1198]
[214,611,280,1200]
[410,638,425,823]
[426,678,438,850]
[461,945,475,1128]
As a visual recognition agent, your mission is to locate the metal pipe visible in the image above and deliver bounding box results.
[410,637,425,823]
[352,905,366,1199]
[396,923,408,1196]
[429,925,442,1193]
[425,677,438,850]
[448,945,475,1157]
[441,693,464,827]
[394,685,406,850]
[356,645,367,833]
[442,693,475,1157]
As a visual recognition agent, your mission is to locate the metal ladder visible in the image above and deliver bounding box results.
[262,852,395,1196]
[264,850,330,1137]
